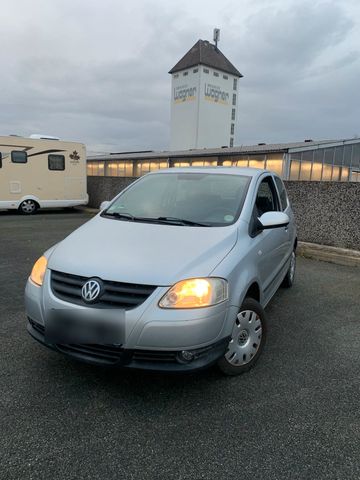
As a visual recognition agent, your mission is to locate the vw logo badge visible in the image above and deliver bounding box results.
[82,279,101,303]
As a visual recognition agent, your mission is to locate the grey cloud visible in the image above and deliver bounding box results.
[0,0,359,151]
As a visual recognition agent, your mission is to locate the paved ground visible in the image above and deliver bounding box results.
[1,209,359,480]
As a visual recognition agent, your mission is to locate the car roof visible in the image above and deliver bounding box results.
[147,167,273,178]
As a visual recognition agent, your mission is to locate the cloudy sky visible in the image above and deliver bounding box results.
[1,0,359,152]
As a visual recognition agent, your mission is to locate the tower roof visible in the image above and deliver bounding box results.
[169,39,243,77]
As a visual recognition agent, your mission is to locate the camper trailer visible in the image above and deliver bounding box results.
[0,135,88,214]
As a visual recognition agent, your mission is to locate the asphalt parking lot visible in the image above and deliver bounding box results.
[1,209,359,480]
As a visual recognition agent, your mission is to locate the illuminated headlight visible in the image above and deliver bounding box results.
[159,278,228,309]
[30,256,48,286]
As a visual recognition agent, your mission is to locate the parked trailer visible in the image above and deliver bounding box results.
[0,135,88,214]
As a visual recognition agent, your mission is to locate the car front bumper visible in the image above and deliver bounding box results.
[27,317,230,372]
[25,272,236,372]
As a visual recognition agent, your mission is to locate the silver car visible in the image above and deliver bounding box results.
[26,168,297,375]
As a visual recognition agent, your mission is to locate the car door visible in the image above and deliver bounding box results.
[251,175,289,297]
[273,175,294,260]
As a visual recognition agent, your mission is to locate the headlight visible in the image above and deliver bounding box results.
[159,278,228,309]
[30,256,48,286]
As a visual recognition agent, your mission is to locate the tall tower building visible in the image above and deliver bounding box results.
[169,37,243,150]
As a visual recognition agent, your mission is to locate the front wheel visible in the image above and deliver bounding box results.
[18,199,38,215]
[217,298,267,376]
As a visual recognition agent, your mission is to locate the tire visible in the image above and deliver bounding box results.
[217,297,267,376]
[281,250,296,288]
[18,199,38,215]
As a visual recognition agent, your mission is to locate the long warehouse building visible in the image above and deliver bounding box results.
[87,138,360,182]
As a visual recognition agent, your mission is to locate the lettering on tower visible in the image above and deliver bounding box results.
[204,83,229,105]
[174,85,197,104]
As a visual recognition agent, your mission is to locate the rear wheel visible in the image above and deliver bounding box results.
[19,199,38,215]
[282,250,296,288]
[217,298,267,376]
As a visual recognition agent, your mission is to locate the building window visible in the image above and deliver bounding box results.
[233,78,237,90]
[249,156,266,169]
[11,150,27,163]
[174,74,179,78]
[213,71,219,77]
[87,162,105,176]
[223,75,228,80]
[193,68,198,73]
[230,124,235,135]
[266,155,284,177]
[232,94,236,106]
[231,109,236,121]
[203,68,209,74]
[48,154,65,171]
[183,71,188,76]
[230,138,234,147]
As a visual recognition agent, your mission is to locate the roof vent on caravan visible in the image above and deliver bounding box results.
[29,134,60,140]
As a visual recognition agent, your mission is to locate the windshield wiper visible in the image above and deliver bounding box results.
[103,212,210,227]
[102,211,135,221]
[157,216,211,227]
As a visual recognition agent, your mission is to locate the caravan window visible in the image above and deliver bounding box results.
[11,150,27,163]
[48,154,65,171]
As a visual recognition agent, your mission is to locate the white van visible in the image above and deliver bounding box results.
[0,135,88,214]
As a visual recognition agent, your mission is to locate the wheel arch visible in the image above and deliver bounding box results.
[244,282,261,303]
[18,195,41,208]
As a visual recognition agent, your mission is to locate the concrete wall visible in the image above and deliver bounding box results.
[87,176,137,208]
[284,181,359,250]
[87,176,360,250]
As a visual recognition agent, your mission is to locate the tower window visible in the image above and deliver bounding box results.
[233,78,237,90]
[231,109,236,121]
[230,124,235,135]
[213,71,219,77]
[230,138,234,147]
[232,94,236,106]
[203,68,209,74]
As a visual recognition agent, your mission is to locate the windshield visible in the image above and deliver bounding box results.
[103,172,250,227]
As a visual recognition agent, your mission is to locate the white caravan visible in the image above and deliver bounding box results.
[0,135,88,214]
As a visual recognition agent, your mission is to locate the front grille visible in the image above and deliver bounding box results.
[56,344,128,365]
[132,350,177,363]
[51,270,157,309]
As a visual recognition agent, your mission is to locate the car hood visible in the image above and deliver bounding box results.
[47,215,238,286]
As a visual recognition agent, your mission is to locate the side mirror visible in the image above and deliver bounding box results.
[258,211,289,230]
[100,200,110,211]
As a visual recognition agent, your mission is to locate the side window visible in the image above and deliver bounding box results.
[11,150,27,163]
[274,177,289,211]
[48,154,65,171]
[255,177,280,217]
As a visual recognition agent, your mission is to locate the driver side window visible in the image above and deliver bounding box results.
[255,177,280,217]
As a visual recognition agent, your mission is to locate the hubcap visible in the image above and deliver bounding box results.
[22,200,35,213]
[225,310,262,366]
[289,251,296,282]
